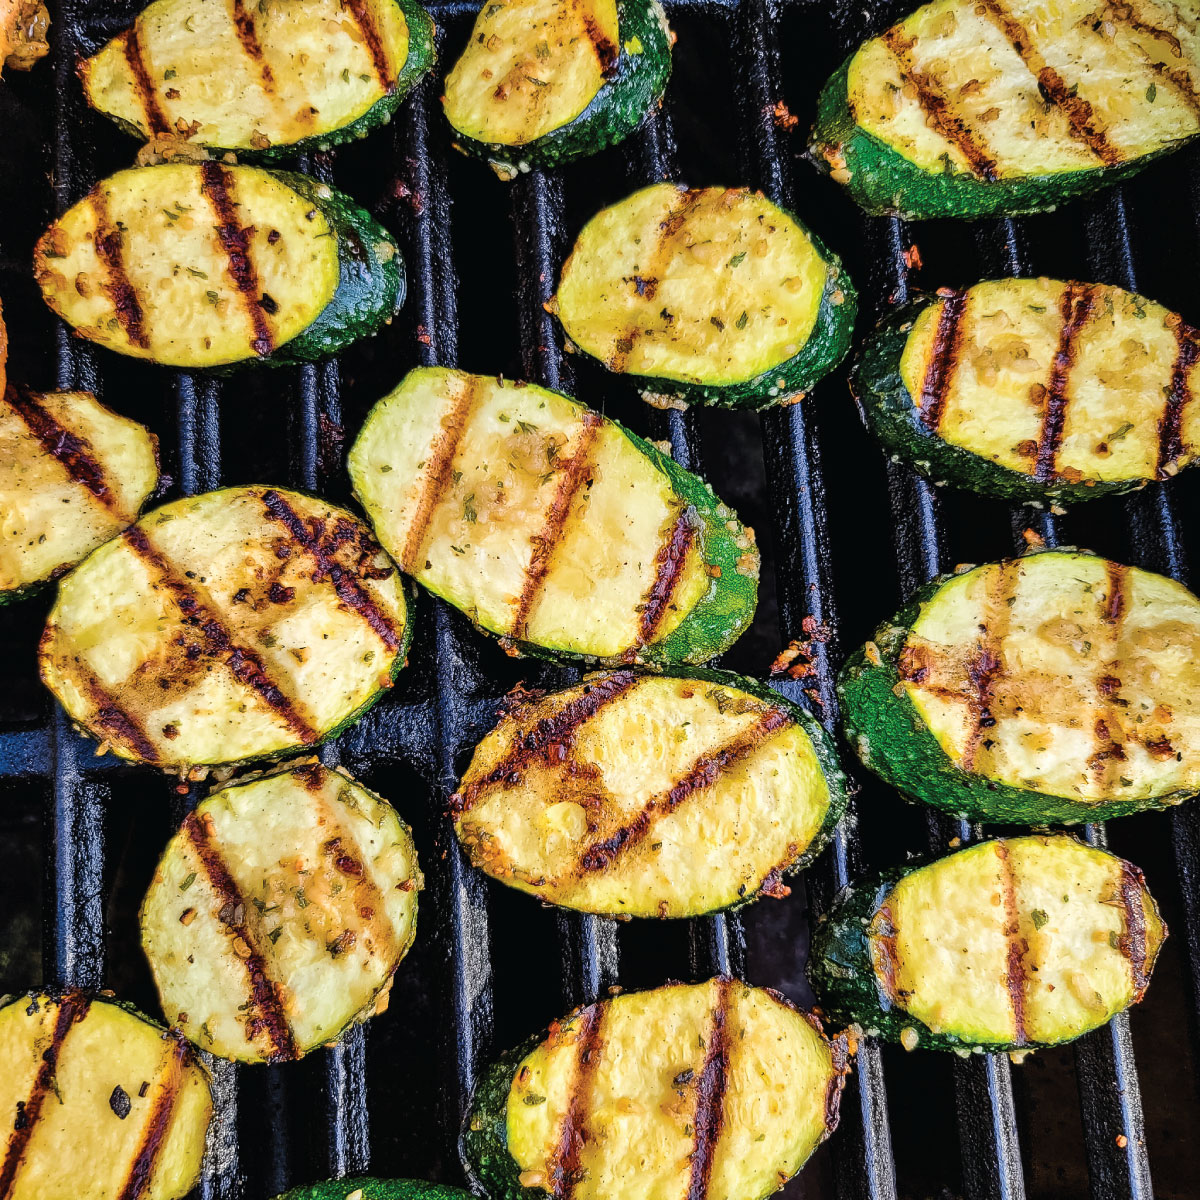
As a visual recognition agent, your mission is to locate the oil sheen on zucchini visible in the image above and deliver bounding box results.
[142,765,420,1063]
[274,1182,475,1200]
[840,548,1200,824]
[554,184,857,410]
[0,990,212,1200]
[80,0,435,158]
[810,835,1166,1052]
[1,386,159,602]
[810,0,1200,219]
[461,978,847,1200]
[852,278,1200,504]
[34,163,403,369]
[39,485,411,770]
[452,669,847,917]
[442,0,670,174]
[349,367,759,665]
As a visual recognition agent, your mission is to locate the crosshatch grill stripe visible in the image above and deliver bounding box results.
[686,979,733,1200]
[121,24,169,136]
[549,1004,605,1200]
[70,658,161,762]
[116,1034,191,1200]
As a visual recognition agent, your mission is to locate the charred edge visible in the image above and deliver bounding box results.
[294,761,328,792]
[122,525,318,744]
[77,663,161,763]
[581,12,620,76]
[344,0,394,89]
[260,489,402,653]
[637,510,699,646]
[199,161,275,357]
[994,841,1028,1046]
[184,814,298,1060]
[511,412,603,639]
[1034,283,1096,482]
[824,1034,850,1133]
[92,189,150,350]
[871,905,902,1006]
[917,289,968,431]
[550,1005,606,1200]
[881,27,999,180]
[0,991,90,1199]
[451,672,640,817]
[122,24,169,135]
[1118,861,1150,996]
[231,0,275,89]
[686,980,733,1200]
[116,1035,190,1200]
[1158,326,1200,477]
[577,707,793,874]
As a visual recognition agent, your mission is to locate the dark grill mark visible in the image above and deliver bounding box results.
[824,1033,849,1133]
[92,189,150,351]
[1034,283,1096,482]
[73,662,160,763]
[231,0,275,89]
[184,813,298,1060]
[1118,861,1151,998]
[116,1034,190,1200]
[1158,325,1200,478]
[637,510,699,646]
[1091,562,1130,781]
[686,979,733,1200]
[1102,6,1200,118]
[344,0,394,89]
[549,1004,605,1199]
[0,991,90,1199]
[960,561,1018,772]
[995,841,1028,1046]
[580,11,619,76]
[121,24,169,135]
[917,289,968,431]
[198,162,275,358]
[871,904,902,1006]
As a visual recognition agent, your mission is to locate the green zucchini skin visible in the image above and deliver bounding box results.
[273,1182,472,1200]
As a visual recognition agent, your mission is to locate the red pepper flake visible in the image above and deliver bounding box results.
[903,244,923,270]
[766,100,798,131]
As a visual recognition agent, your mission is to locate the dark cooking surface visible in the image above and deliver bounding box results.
[2,0,1200,1197]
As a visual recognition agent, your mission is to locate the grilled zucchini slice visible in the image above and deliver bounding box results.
[142,764,420,1064]
[348,367,758,665]
[852,278,1200,504]
[275,1182,475,1200]
[442,0,670,174]
[554,184,857,410]
[811,835,1166,1052]
[39,485,411,770]
[452,669,847,917]
[810,0,1200,220]
[461,978,847,1200]
[840,548,1200,824]
[1,387,159,602]
[34,163,403,369]
[0,990,212,1200]
[80,0,435,158]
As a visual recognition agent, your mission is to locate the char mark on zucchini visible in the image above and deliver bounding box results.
[344,0,394,88]
[116,1034,190,1200]
[872,903,901,1004]
[1159,325,1200,477]
[550,1004,606,1199]
[638,510,698,644]
[686,979,733,1200]
[1089,562,1130,779]
[960,559,1017,770]
[75,662,161,763]
[994,841,1028,1045]
[231,0,275,89]
[1035,282,1097,480]
[917,288,968,431]
[92,188,150,350]
[581,12,619,75]
[1120,861,1150,996]
[121,23,168,135]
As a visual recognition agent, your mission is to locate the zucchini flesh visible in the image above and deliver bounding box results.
[461,979,846,1200]
[0,990,212,1200]
[852,277,1200,504]
[348,367,758,665]
[0,387,159,600]
[141,765,420,1063]
[39,485,411,769]
[811,0,1200,219]
[453,669,847,917]
[810,836,1166,1051]
[2,1,48,72]
[555,183,857,410]
[274,1182,475,1200]
[80,0,435,157]
[840,549,1200,823]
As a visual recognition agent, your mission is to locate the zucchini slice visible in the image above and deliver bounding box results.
[39,485,412,770]
[810,0,1200,219]
[0,990,212,1200]
[275,1182,474,1200]
[840,548,1200,824]
[348,367,758,665]
[442,0,670,174]
[452,669,848,917]
[1,1,48,74]
[80,0,435,158]
[810,835,1166,1052]
[34,163,403,369]
[554,183,857,410]
[851,278,1200,504]
[461,978,847,1200]
[1,387,159,602]
[141,764,420,1064]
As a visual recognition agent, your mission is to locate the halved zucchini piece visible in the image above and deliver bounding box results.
[811,835,1166,1052]
[452,668,847,917]
[275,1182,475,1200]
[461,978,847,1200]
[852,278,1200,504]
[348,367,758,665]
[39,485,412,770]
[0,990,212,1200]
[840,548,1200,824]
[141,764,420,1064]
[80,0,435,158]
[810,0,1200,219]
[442,0,670,174]
[34,163,403,369]
[1,387,159,602]
[1,1,49,74]
[554,184,857,410]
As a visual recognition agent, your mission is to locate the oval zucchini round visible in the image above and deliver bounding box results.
[461,978,847,1200]
[274,1182,475,1200]
[452,668,847,917]
[840,548,1200,824]
[0,990,212,1200]
[810,835,1166,1052]
[34,164,403,369]
[810,0,1200,220]
[80,0,436,158]
[348,367,759,665]
[141,764,420,1064]
[555,183,857,411]
[852,278,1200,504]
[442,0,670,174]
[39,485,412,770]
